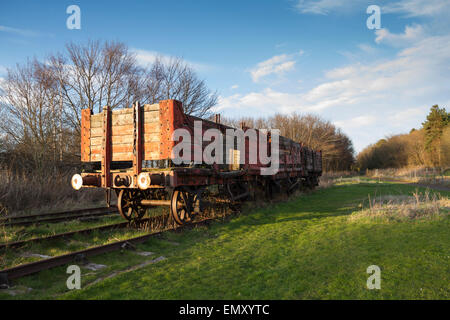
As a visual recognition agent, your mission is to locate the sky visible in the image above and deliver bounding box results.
[0,0,449,152]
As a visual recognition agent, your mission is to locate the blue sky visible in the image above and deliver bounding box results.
[1,0,449,152]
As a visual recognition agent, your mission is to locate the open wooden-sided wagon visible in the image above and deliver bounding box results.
[71,99,322,224]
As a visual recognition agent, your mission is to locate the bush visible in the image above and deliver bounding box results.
[349,190,449,222]
[0,169,105,215]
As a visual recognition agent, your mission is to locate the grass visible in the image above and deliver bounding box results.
[1,179,449,299]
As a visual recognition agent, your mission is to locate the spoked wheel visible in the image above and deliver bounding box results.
[170,189,199,225]
[117,189,147,221]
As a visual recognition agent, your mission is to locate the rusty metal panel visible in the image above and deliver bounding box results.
[101,106,111,187]
[81,109,92,162]
[133,102,143,182]
[159,100,184,161]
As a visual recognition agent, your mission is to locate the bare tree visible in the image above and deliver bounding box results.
[0,59,63,171]
[144,56,218,117]
[49,40,144,133]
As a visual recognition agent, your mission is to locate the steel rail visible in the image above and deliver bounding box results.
[0,220,133,251]
[0,206,116,222]
[0,207,119,227]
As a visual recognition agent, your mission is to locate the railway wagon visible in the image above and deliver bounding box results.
[71,99,322,224]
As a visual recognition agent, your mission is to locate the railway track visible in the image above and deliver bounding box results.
[0,214,216,287]
[0,220,133,252]
[0,206,119,227]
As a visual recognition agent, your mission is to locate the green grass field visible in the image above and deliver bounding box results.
[1,179,449,299]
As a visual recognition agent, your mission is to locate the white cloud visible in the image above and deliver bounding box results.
[358,44,377,54]
[0,25,51,37]
[215,89,296,113]
[325,65,360,79]
[216,85,357,114]
[334,115,377,129]
[338,44,379,62]
[382,0,450,17]
[295,0,450,17]
[0,25,39,37]
[230,84,239,90]
[132,49,160,66]
[132,49,212,72]
[309,34,450,112]
[295,0,366,15]
[386,107,428,127]
[375,25,425,46]
[249,52,302,83]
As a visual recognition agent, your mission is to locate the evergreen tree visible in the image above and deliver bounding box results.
[422,105,449,167]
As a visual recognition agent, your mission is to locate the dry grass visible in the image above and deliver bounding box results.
[0,169,105,216]
[318,177,335,189]
[366,167,447,179]
[321,170,357,179]
[366,167,450,188]
[319,171,359,189]
[350,190,450,222]
[0,206,6,267]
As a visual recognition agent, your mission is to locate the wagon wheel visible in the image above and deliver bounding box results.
[171,189,198,225]
[117,189,147,221]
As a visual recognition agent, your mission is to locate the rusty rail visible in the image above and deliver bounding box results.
[0,207,119,227]
[0,220,133,252]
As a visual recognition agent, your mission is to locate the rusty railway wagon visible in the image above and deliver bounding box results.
[71,99,322,224]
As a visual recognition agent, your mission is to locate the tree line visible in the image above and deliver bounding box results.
[356,105,450,170]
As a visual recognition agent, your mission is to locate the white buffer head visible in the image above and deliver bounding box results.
[71,174,83,190]
[137,172,151,190]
